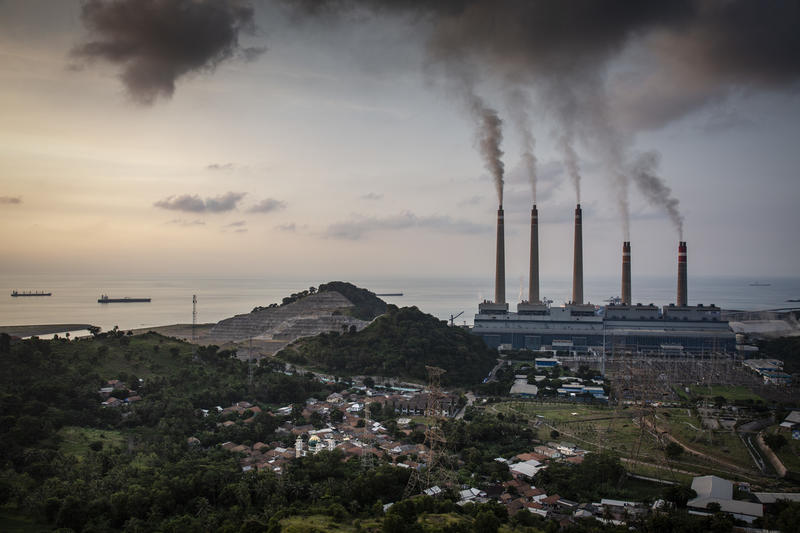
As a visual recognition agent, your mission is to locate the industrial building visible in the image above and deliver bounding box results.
[473,203,736,355]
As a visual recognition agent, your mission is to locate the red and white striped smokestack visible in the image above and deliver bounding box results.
[529,204,539,303]
[622,241,631,305]
[495,205,506,304]
[572,204,583,305]
[677,241,687,307]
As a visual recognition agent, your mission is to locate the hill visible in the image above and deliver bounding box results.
[277,305,497,386]
[199,282,387,353]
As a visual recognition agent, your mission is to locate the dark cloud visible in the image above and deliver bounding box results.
[0,196,22,204]
[73,0,261,104]
[225,220,247,227]
[289,0,800,237]
[361,192,383,200]
[275,222,297,231]
[154,191,245,213]
[207,162,235,171]
[325,211,491,240]
[248,198,286,213]
[165,218,205,226]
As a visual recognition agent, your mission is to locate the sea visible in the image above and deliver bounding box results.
[2,274,799,334]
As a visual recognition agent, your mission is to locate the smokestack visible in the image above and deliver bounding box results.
[529,204,539,303]
[495,206,506,304]
[621,241,631,305]
[677,241,687,307]
[572,204,583,304]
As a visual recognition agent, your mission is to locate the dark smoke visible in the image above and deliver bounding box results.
[285,0,800,236]
[506,88,537,204]
[466,90,504,206]
[559,132,580,205]
[631,151,683,239]
[73,0,260,104]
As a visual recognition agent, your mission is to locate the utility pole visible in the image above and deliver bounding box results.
[192,294,197,341]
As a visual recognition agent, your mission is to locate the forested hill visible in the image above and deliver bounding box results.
[277,306,497,386]
[318,281,387,320]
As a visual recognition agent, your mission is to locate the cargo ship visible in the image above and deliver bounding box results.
[11,290,51,297]
[98,295,151,303]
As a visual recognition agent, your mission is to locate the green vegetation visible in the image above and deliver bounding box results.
[687,384,763,403]
[57,426,125,458]
[278,306,497,386]
[758,335,800,373]
[251,281,388,321]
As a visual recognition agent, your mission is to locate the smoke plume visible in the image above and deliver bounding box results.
[559,132,580,204]
[506,88,537,204]
[631,151,683,239]
[465,90,504,206]
[285,0,800,236]
[73,0,261,104]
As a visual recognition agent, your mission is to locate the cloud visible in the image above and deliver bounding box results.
[165,218,205,226]
[234,228,248,233]
[154,191,245,213]
[0,196,22,204]
[361,192,383,200]
[325,211,491,240]
[225,220,246,227]
[248,198,286,213]
[457,195,483,207]
[73,0,261,104]
[206,162,235,171]
[275,222,297,232]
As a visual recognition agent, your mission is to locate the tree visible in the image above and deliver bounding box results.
[364,377,375,388]
[765,433,787,452]
[663,484,696,509]
[665,441,684,460]
[473,510,500,533]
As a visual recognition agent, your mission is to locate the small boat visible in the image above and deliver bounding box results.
[787,299,800,303]
[376,293,403,297]
[98,294,151,303]
[11,290,51,297]
[749,282,771,286]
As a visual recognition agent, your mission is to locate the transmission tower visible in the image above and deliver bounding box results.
[192,294,197,341]
[361,402,374,470]
[404,366,456,498]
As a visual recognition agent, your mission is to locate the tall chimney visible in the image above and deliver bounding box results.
[495,205,506,304]
[621,241,631,305]
[572,204,583,304]
[529,204,539,303]
[677,241,687,307]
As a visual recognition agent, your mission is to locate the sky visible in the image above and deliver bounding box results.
[1,0,799,284]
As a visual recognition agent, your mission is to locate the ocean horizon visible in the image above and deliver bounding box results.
[2,273,799,333]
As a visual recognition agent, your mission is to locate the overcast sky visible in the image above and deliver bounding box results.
[1,0,799,283]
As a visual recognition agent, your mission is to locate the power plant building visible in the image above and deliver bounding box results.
[473,205,736,355]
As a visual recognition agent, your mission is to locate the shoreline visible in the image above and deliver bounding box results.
[0,324,93,337]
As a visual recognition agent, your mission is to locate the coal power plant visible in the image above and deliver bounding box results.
[474,205,735,356]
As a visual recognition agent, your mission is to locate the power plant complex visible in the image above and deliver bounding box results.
[474,203,736,355]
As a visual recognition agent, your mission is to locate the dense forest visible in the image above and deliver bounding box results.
[277,306,497,386]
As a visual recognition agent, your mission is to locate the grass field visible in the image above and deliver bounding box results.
[687,385,763,403]
[58,426,125,457]
[487,401,767,483]
[768,427,800,473]
[280,514,382,532]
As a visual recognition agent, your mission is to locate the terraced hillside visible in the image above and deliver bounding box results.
[199,284,386,354]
